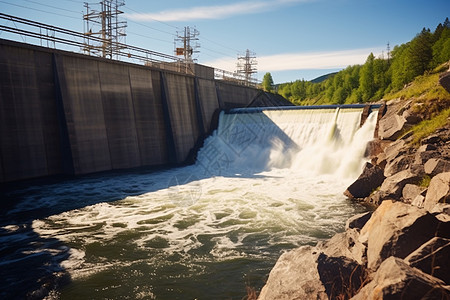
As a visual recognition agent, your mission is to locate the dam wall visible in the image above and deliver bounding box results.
[0,39,260,182]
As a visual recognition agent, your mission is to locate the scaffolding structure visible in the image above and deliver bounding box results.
[237,49,257,86]
[83,0,127,59]
[174,26,200,63]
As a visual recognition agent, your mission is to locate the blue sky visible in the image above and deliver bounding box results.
[1,0,448,83]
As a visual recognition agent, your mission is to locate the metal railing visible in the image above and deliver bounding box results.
[0,13,260,86]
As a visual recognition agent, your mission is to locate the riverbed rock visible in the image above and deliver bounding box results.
[359,200,441,271]
[424,172,450,211]
[257,246,327,300]
[424,158,450,176]
[405,237,450,284]
[378,114,407,140]
[351,256,450,300]
[344,163,385,199]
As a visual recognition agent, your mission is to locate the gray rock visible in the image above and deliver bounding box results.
[439,71,450,93]
[384,154,413,177]
[405,237,450,283]
[317,253,367,299]
[411,194,426,208]
[344,163,385,199]
[378,113,407,140]
[378,169,422,199]
[345,211,373,231]
[384,139,406,162]
[351,257,450,300]
[424,172,450,211]
[359,200,441,271]
[402,183,426,203]
[424,158,450,176]
[257,246,327,300]
[319,228,366,265]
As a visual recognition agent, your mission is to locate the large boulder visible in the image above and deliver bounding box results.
[257,246,327,300]
[344,163,385,199]
[378,169,422,199]
[424,172,450,211]
[384,154,414,177]
[378,114,407,140]
[345,211,373,231]
[402,183,426,203]
[424,158,450,176]
[318,228,366,265]
[405,237,450,284]
[317,253,366,300]
[351,257,450,299]
[439,71,450,93]
[359,200,441,271]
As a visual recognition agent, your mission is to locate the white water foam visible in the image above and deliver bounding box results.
[21,107,378,298]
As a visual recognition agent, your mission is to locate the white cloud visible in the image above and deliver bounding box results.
[204,48,384,72]
[125,0,311,22]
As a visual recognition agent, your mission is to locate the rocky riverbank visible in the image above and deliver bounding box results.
[258,75,450,299]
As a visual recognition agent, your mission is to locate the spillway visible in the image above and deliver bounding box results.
[2,106,378,299]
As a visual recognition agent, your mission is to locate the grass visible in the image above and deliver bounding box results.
[419,175,432,188]
[405,107,450,146]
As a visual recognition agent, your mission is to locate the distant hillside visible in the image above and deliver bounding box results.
[310,72,338,83]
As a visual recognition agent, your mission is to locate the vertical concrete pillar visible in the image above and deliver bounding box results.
[128,67,168,166]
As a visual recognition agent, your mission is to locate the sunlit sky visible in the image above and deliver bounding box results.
[1,0,448,83]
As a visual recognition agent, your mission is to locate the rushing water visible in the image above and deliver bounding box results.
[1,108,377,299]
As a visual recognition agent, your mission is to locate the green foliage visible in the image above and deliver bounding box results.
[419,175,432,188]
[407,107,450,146]
[262,72,274,92]
[278,18,450,105]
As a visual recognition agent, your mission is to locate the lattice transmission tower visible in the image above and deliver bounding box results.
[174,26,200,63]
[83,0,127,59]
[237,49,257,85]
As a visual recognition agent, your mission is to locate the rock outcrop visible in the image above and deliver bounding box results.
[258,97,450,300]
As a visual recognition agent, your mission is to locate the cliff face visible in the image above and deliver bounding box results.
[258,91,450,299]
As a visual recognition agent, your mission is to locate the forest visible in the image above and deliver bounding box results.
[272,18,450,105]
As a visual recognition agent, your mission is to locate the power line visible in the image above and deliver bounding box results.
[0,0,81,21]
[122,5,180,30]
[23,0,81,15]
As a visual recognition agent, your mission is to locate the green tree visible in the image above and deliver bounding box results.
[262,72,274,92]
[359,53,376,101]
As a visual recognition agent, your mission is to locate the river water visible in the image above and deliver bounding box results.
[1,108,377,299]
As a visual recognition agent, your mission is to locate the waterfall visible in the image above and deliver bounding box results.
[196,107,378,179]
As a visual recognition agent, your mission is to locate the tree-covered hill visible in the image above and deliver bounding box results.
[277,18,450,105]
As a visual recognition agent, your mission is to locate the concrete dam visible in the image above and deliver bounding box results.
[0,39,289,183]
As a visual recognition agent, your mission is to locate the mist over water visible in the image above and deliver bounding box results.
[1,108,378,299]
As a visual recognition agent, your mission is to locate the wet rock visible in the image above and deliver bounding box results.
[405,237,450,284]
[344,163,385,199]
[257,246,327,300]
[424,158,450,176]
[378,114,407,140]
[352,256,450,299]
[345,211,373,231]
[424,172,450,211]
[359,200,441,271]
